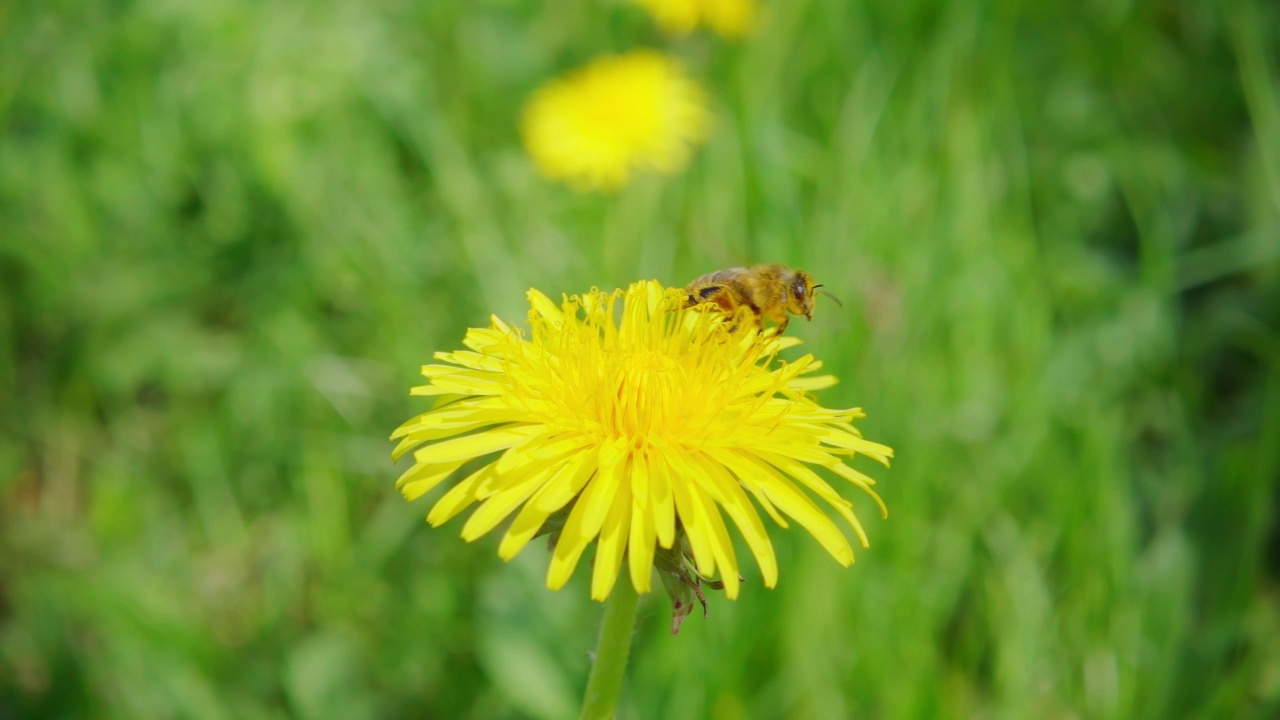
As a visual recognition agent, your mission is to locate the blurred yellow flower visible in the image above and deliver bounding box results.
[391,281,891,601]
[520,51,710,191]
[631,0,758,37]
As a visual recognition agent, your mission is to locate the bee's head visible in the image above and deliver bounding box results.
[782,269,840,321]
[782,269,818,320]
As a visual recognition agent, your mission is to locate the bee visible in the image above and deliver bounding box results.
[683,264,841,333]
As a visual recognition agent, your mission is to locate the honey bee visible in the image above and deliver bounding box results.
[683,264,841,333]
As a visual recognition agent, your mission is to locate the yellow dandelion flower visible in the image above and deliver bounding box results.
[630,0,758,38]
[520,51,710,191]
[390,281,892,602]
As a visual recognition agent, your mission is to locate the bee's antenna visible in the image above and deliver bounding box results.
[816,288,843,307]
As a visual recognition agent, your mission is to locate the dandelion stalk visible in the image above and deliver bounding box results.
[579,579,640,720]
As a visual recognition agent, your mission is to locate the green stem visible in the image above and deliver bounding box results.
[578,580,640,720]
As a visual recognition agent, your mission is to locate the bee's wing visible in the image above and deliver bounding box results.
[706,268,749,284]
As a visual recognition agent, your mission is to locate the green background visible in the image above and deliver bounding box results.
[3,0,1279,717]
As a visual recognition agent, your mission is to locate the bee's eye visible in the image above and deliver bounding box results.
[793,281,806,298]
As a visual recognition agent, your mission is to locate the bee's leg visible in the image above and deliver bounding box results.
[776,316,790,334]
[728,307,760,334]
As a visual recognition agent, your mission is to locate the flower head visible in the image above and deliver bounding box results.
[520,51,710,191]
[391,281,892,602]
[631,0,758,37]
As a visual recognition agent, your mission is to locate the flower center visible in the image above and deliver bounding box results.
[604,349,680,448]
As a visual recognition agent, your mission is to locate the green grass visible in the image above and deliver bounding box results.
[3,0,1280,718]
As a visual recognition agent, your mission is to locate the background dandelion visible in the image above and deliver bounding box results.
[522,51,711,191]
[630,0,759,37]
[3,1,1280,719]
